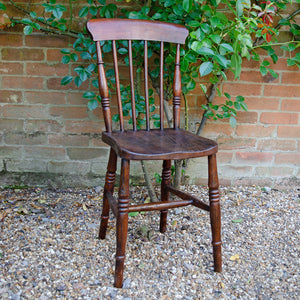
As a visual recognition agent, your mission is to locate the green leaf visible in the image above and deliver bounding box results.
[62,55,70,64]
[229,116,237,128]
[259,66,268,76]
[268,68,278,79]
[70,53,78,62]
[262,60,270,67]
[199,61,213,77]
[23,25,33,35]
[232,218,243,223]
[89,6,98,16]
[129,212,139,217]
[214,54,229,68]
[234,102,241,110]
[88,99,98,110]
[236,95,244,102]
[30,11,37,18]
[231,54,242,79]
[61,76,73,85]
[240,102,248,111]
[79,6,89,17]
[196,47,215,56]
[224,92,231,99]
[0,3,7,10]
[80,52,92,60]
[61,48,71,54]
[183,0,193,13]
[83,92,96,99]
[118,48,128,55]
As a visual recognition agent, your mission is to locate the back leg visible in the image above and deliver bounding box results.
[99,148,117,239]
[208,154,222,272]
[160,160,171,233]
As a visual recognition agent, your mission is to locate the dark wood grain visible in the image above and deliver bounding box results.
[102,129,218,160]
[87,18,222,288]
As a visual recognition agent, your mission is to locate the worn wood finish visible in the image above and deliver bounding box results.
[99,149,117,239]
[87,19,222,288]
[115,159,130,288]
[160,160,171,232]
[96,41,112,133]
[87,18,189,43]
[102,129,218,160]
[167,185,210,212]
[173,44,181,129]
[208,154,222,272]
[128,199,193,212]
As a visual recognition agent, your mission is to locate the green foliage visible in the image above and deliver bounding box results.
[9,0,300,127]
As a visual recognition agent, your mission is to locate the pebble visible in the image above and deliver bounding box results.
[0,186,299,299]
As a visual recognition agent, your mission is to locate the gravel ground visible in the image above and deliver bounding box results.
[0,185,299,300]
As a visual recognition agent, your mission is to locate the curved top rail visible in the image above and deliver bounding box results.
[87,18,189,44]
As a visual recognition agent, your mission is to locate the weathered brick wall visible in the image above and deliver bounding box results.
[0,2,299,188]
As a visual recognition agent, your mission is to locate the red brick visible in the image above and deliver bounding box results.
[25,91,66,105]
[66,92,88,105]
[257,139,296,151]
[241,59,260,69]
[236,152,273,163]
[216,152,233,163]
[202,123,234,138]
[275,153,300,164]
[236,125,275,137]
[91,135,108,147]
[246,97,280,111]
[49,134,89,147]
[233,178,273,187]
[25,120,63,133]
[281,99,300,112]
[65,121,105,134]
[278,126,300,138]
[0,33,23,46]
[236,111,259,124]
[47,49,63,62]
[227,70,265,83]
[4,132,47,145]
[1,48,44,61]
[26,63,68,76]
[3,105,48,119]
[264,85,300,98]
[50,106,88,119]
[260,112,298,124]
[265,57,299,71]
[223,83,262,96]
[0,62,23,75]
[25,34,69,48]
[46,78,89,91]
[217,137,256,150]
[0,91,22,103]
[281,72,300,84]
[0,119,24,132]
[2,76,44,89]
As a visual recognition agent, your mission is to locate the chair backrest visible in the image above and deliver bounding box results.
[87,18,189,133]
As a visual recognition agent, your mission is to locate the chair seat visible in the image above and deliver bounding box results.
[102,128,218,160]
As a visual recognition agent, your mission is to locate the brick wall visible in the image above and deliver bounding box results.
[0,9,299,188]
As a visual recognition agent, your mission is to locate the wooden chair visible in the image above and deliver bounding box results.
[87,18,222,288]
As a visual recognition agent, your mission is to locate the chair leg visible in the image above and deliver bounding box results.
[114,159,130,288]
[99,148,117,240]
[160,160,172,233]
[208,154,222,272]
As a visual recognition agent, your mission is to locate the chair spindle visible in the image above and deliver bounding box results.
[160,41,164,130]
[144,41,150,131]
[128,40,137,131]
[112,40,124,131]
[173,43,181,129]
[96,41,112,133]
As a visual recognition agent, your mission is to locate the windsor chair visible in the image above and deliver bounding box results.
[87,18,222,288]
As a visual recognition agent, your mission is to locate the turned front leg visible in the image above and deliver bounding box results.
[208,154,222,272]
[114,159,130,288]
[99,148,117,239]
[160,160,171,233]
